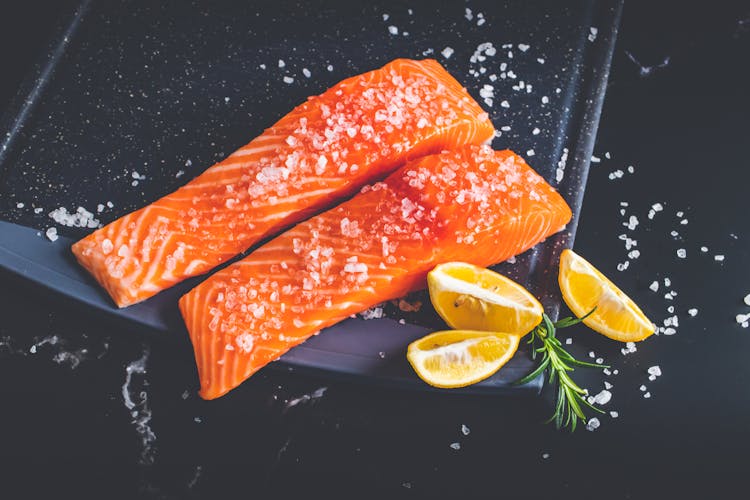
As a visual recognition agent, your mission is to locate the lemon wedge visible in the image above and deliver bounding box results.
[406,330,520,388]
[427,262,544,335]
[558,249,655,342]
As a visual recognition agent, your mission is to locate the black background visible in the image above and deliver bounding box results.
[1,1,749,499]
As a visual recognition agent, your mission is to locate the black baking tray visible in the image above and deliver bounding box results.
[0,0,622,395]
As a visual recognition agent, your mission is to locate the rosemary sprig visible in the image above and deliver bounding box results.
[513,309,608,432]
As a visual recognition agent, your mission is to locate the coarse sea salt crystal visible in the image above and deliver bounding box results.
[283,76,294,84]
[461,424,470,436]
[278,59,285,68]
[441,47,454,59]
[648,366,662,377]
[714,255,725,262]
[676,248,686,258]
[542,452,550,459]
[45,227,58,242]
[585,418,600,431]
[541,96,549,104]
[388,25,398,35]
[688,308,698,316]
[16,202,24,208]
[518,43,530,52]
[610,411,619,418]
[532,127,540,135]
[449,442,461,450]
[593,390,611,405]
[700,246,708,252]
[643,392,651,399]
[604,381,613,390]
[302,68,311,78]
[526,149,535,157]
[744,294,750,306]
[500,100,510,108]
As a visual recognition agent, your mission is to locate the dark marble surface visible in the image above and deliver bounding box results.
[1,1,749,498]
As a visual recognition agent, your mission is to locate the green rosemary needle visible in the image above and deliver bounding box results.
[514,309,608,432]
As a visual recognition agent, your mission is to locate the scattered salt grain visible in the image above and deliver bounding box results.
[16,202,24,208]
[663,327,677,335]
[608,170,624,180]
[461,424,470,436]
[382,13,389,21]
[532,127,540,135]
[643,392,651,399]
[714,255,725,262]
[624,215,639,230]
[176,170,185,178]
[541,95,549,104]
[34,207,43,214]
[592,389,611,405]
[542,452,550,459]
[591,155,601,163]
[588,26,598,42]
[688,308,698,317]
[744,294,750,306]
[700,246,708,252]
[259,63,266,70]
[676,248,687,258]
[621,342,637,355]
[388,25,398,35]
[441,46,454,59]
[465,7,473,21]
[360,307,384,320]
[604,381,613,390]
[610,411,619,418]
[589,351,596,359]
[45,227,58,242]
[603,368,612,375]
[526,149,535,157]
[565,338,572,345]
[627,165,635,174]
[500,100,510,108]
[647,366,662,377]
[736,313,750,326]
[449,442,461,450]
[278,59,285,68]
[639,385,647,392]
[537,57,545,64]
[518,43,530,52]
[596,357,604,364]
[302,68,311,78]
[283,76,294,84]
[327,65,333,72]
[585,417,600,431]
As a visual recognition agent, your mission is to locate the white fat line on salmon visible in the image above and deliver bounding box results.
[122,345,157,466]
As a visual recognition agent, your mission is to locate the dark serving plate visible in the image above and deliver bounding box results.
[0,0,621,395]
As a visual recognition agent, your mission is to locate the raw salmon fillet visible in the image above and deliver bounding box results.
[180,145,573,399]
[71,59,494,307]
